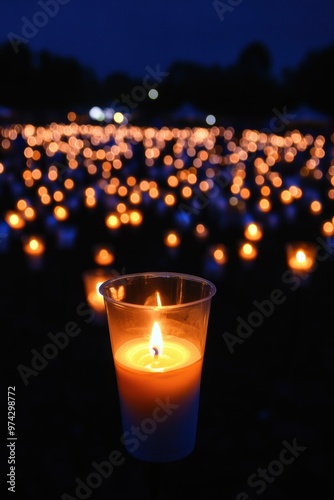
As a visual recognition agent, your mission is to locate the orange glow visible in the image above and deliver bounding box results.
[211,244,227,265]
[280,190,293,204]
[54,190,64,202]
[286,243,316,273]
[129,192,140,204]
[24,207,36,220]
[23,236,45,256]
[181,186,192,198]
[54,206,69,221]
[244,223,263,241]
[5,211,25,229]
[94,246,115,266]
[120,213,130,224]
[238,241,257,261]
[164,194,176,206]
[310,200,322,214]
[322,221,334,236]
[240,188,251,199]
[129,210,143,225]
[164,231,180,248]
[17,199,28,211]
[258,198,271,212]
[41,194,52,205]
[194,223,208,238]
[106,213,121,229]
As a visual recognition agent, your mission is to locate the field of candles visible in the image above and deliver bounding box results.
[1,122,334,277]
[2,121,334,500]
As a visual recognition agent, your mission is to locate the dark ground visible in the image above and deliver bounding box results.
[1,123,334,500]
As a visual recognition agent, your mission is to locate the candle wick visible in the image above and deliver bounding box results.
[152,346,159,357]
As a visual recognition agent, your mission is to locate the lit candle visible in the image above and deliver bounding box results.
[82,269,113,315]
[286,243,316,274]
[54,205,69,221]
[163,231,181,259]
[164,231,180,249]
[321,221,334,237]
[93,245,115,266]
[203,244,227,279]
[5,211,25,230]
[99,272,216,462]
[244,222,263,241]
[114,321,202,460]
[22,236,45,270]
[87,282,105,312]
[238,241,258,261]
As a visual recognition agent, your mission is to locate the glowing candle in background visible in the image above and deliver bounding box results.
[164,230,181,259]
[5,211,25,230]
[93,245,115,266]
[164,231,180,249]
[321,221,334,237]
[82,269,113,318]
[203,244,228,280]
[238,241,258,261]
[286,242,316,274]
[194,223,209,240]
[22,235,45,270]
[54,205,69,221]
[244,222,263,241]
[99,272,216,463]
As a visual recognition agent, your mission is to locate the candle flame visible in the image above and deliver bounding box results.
[144,290,163,306]
[296,250,306,263]
[149,322,163,357]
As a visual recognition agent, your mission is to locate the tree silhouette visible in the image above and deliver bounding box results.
[285,43,334,116]
[0,42,36,109]
[237,41,272,77]
[0,39,334,122]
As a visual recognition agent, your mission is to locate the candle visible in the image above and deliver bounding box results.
[22,235,45,270]
[99,272,216,462]
[244,222,263,241]
[238,241,258,261]
[114,322,202,462]
[54,205,69,221]
[164,231,180,249]
[286,243,316,273]
[93,245,115,266]
[87,282,105,312]
[203,244,227,279]
[82,269,113,315]
[5,211,25,230]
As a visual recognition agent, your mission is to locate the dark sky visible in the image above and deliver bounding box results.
[1,0,334,80]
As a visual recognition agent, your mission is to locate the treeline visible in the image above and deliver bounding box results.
[0,40,334,121]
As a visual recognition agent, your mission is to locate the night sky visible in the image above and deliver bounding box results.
[0,0,334,80]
